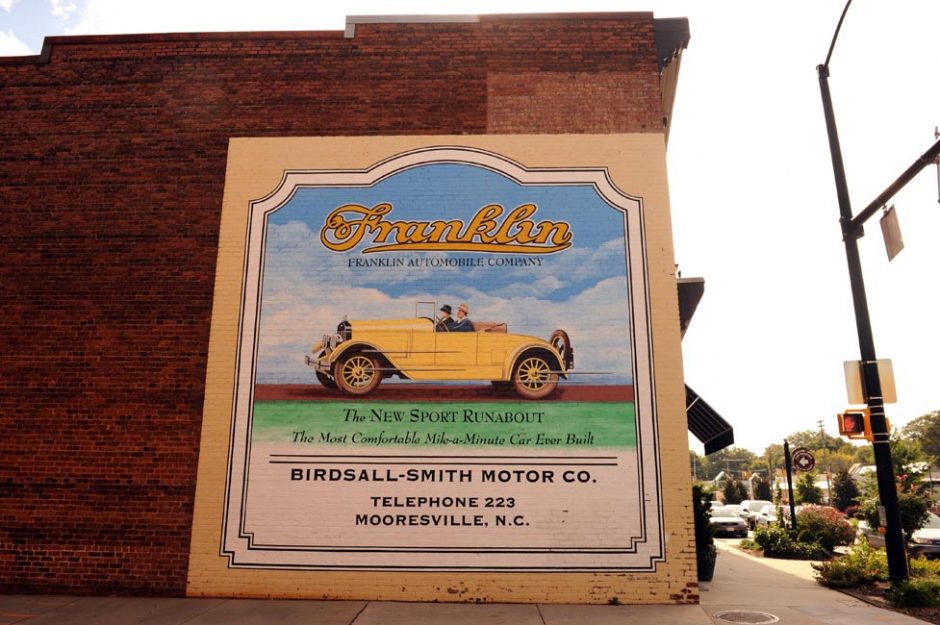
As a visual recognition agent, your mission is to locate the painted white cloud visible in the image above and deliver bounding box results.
[1,0,20,12]
[264,220,628,300]
[256,265,634,385]
[0,28,32,55]
[256,219,635,384]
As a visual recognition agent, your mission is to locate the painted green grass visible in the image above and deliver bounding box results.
[252,401,635,448]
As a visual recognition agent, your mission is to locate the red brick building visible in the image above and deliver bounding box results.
[0,13,691,598]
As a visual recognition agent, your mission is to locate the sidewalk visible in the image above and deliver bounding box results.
[703,539,928,624]
[0,543,930,625]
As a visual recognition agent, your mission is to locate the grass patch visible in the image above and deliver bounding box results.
[251,400,636,448]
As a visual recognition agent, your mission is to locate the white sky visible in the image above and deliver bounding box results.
[2,1,938,455]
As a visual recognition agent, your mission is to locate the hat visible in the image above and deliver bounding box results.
[457,303,469,315]
[440,304,452,314]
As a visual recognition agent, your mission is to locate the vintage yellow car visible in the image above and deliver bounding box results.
[305,302,573,399]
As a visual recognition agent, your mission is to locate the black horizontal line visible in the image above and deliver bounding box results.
[269,461,617,466]
[269,454,617,459]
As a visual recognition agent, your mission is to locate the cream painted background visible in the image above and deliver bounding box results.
[187,134,696,603]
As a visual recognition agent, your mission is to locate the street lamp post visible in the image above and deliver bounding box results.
[815,0,940,584]
[816,61,908,583]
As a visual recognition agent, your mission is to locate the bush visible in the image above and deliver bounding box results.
[796,506,855,551]
[693,484,716,580]
[831,469,861,512]
[752,526,829,560]
[813,536,889,587]
[722,479,748,505]
[739,538,760,552]
[885,579,940,607]
[911,557,940,578]
[860,492,932,538]
[796,471,823,504]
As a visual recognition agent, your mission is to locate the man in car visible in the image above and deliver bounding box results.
[436,304,455,331]
[451,302,475,332]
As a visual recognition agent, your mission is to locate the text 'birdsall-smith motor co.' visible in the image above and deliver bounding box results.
[319,202,573,254]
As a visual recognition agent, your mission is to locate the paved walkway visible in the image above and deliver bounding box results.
[0,542,930,624]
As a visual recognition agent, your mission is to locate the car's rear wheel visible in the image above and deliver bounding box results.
[315,371,338,389]
[511,354,558,400]
[335,353,382,396]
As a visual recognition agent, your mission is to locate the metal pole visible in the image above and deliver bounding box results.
[817,63,908,583]
[849,137,940,230]
[784,440,797,531]
[935,127,940,204]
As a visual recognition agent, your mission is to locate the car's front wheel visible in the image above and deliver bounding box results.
[335,353,382,396]
[511,354,558,400]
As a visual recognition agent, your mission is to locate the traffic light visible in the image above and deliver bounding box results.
[837,408,892,442]
[838,409,870,441]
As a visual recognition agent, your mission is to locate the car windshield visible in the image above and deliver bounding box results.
[759,505,776,515]
[747,501,772,512]
[712,506,740,517]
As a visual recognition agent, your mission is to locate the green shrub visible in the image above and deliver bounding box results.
[885,579,940,607]
[911,557,940,578]
[813,536,889,587]
[753,526,828,560]
[739,539,760,552]
[813,559,873,587]
[796,506,855,551]
[860,493,932,538]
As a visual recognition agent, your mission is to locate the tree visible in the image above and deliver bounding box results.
[859,435,932,502]
[858,433,934,537]
[690,450,704,482]
[901,409,940,459]
[762,443,785,475]
[786,429,848,454]
[752,475,773,501]
[813,448,855,475]
[795,471,823,504]
[698,446,759,481]
[722,479,748,505]
[853,444,874,465]
[861,492,931,538]
[830,468,860,512]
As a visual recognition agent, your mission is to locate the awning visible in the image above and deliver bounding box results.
[686,384,734,455]
[678,277,734,455]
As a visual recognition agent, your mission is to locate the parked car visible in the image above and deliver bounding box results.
[755,504,803,529]
[738,500,774,529]
[306,302,573,399]
[710,505,749,538]
[755,504,777,529]
[860,512,940,559]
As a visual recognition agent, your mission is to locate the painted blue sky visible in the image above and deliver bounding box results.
[266,163,629,303]
[257,161,636,385]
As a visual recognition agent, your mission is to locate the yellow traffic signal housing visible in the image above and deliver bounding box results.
[837,408,891,442]
[838,409,870,441]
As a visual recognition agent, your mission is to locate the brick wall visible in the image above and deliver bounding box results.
[0,14,665,595]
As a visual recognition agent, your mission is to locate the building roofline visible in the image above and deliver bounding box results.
[1,12,683,68]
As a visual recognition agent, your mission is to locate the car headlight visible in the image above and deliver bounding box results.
[312,341,323,353]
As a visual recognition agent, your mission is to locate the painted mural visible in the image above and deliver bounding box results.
[220,146,664,571]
